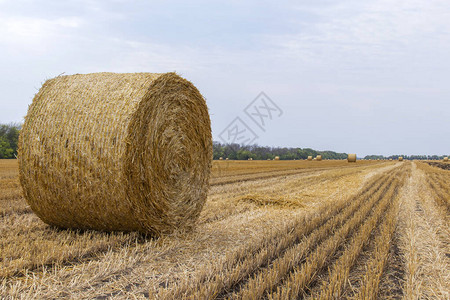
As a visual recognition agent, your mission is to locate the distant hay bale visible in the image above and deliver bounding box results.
[307,156,312,161]
[398,157,403,161]
[18,72,212,236]
[347,154,357,162]
[274,156,280,160]
[316,155,322,161]
[219,157,223,160]
[248,158,253,161]
[389,158,393,161]
[444,157,448,162]
[226,158,229,160]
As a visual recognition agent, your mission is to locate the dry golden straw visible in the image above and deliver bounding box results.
[274,156,280,160]
[18,72,212,236]
[307,156,312,161]
[399,157,403,161]
[347,154,357,163]
[444,157,448,162]
[316,155,322,161]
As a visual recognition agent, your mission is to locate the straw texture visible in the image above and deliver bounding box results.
[444,157,448,162]
[18,72,212,236]
[307,156,312,161]
[316,155,322,161]
[274,156,280,160]
[347,154,357,162]
[399,157,403,161]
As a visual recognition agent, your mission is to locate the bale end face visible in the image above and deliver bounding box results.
[398,157,403,161]
[316,155,322,161]
[444,157,449,162]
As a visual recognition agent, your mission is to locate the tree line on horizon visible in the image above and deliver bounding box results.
[213,142,347,160]
[364,154,447,161]
[0,124,447,160]
[213,142,448,161]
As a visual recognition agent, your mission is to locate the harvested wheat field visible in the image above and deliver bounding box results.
[1,159,449,299]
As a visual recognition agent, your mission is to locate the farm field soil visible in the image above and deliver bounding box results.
[0,159,448,299]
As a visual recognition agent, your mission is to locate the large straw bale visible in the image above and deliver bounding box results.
[398,157,403,161]
[18,72,212,236]
[316,155,322,161]
[307,156,312,161]
[274,156,280,160]
[444,157,449,162]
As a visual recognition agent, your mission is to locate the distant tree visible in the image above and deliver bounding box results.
[0,123,21,158]
[212,141,224,159]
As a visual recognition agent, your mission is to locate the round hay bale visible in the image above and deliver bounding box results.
[389,158,393,161]
[18,72,212,236]
[274,156,280,160]
[307,156,312,161]
[444,157,449,162]
[347,154,357,163]
[248,158,253,161]
[316,155,322,161]
[219,157,223,160]
[226,158,229,160]
[398,157,403,161]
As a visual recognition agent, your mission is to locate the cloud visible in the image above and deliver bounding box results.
[264,0,450,69]
[0,16,84,54]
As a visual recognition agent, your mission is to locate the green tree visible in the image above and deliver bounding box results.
[0,123,21,158]
[0,136,14,158]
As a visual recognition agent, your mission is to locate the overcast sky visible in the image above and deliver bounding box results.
[1,0,449,156]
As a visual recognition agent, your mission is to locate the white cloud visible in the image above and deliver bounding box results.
[266,0,450,68]
[0,16,84,50]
